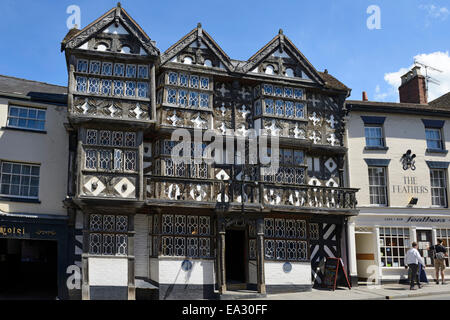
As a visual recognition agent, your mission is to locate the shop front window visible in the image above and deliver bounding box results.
[379,227,410,268]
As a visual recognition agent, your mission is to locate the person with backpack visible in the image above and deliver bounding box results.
[405,242,426,290]
[429,239,448,285]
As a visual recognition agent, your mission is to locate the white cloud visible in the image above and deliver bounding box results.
[377,51,450,103]
[419,4,449,26]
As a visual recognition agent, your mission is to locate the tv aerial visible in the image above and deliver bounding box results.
[414,60,443,101]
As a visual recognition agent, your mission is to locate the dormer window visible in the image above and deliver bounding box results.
[265,65,274,75]
[285,68,294,77]
[183,56,193,65]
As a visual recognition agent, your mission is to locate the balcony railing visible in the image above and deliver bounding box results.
[145,176,357,210]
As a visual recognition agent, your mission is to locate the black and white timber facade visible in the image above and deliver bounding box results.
[61,4,359,300]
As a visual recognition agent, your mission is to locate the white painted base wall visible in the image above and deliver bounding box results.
[264,261,310,285]
[157,258,216,285]
[89,257,128,286]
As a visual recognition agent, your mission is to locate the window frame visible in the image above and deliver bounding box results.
[0,161,40,200]
[364,124,385,148]
[7,105,46,132]
[425,127,444,151]
[430,168,448,208]
[368,166,389,206]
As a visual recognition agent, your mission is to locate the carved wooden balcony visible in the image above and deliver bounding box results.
[145,176,358,213]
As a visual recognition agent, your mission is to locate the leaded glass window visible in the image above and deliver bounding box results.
[77,59,88,73]
[264,239,275,259]
[101,80,112,95]
[89,214,128,256]
[162,215,173,234]
[200,77,209,90]
[137,82,148,98]
[114,63,125,77]
[199,216,210,235]
[125,132,136,147]
[99,130,111,145]
[86,130,98,145]
[264,218,274,237]
[125,81,136,97]
[112,131,123,147]
[76,76,87,92]
[187,238,198,257]
[200,93,209,108]
[99,150,112,170]
[287,241,297,260]
[114,149,123,171]
[309,223,319,240]
[126,64,137,78]
[174,237,185,256]
[85,149,97,169]
[189,92,199,107]
[285,101,294,118]
[178,90,187,106]
[89,61,101,74]
[294,88,304,99]
[114,80,124,96]
[263,84,273,95]
[295,103,304,118]
[265,99,274,114]
[88,78,100,94]
[274,86,283,97]
[190,75,199,88]
[179,74,188,87]
[102,62,113,76]
[284,87,293,98]
[137,65,149,79]
[167,88,177,104]
[168,72,178,85]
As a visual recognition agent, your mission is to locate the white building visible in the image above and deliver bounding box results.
[346,67,450,283]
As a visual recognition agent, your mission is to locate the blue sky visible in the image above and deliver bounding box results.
[1,0,449,101]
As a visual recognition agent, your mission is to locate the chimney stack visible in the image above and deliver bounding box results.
[398,66,427,104]
[362,91,368,101]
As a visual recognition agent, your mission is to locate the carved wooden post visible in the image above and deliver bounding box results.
[217,216,226,294]
[256,218,266,294]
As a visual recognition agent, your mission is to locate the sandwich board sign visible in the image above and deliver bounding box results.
[323,257,351,291]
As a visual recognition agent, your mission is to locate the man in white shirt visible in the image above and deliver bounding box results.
[405,242,426,290]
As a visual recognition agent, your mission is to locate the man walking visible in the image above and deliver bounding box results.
[405,242,425,290]
[430,239,447,285]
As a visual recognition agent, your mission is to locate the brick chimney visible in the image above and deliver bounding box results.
[362,91,368,101]
[398,66,427,104]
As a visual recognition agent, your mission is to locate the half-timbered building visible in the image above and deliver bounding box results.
[61,3,358,300]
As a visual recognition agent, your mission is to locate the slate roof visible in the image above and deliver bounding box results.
[346,94,450,116]
[318,71,349,92]
[429,92,450,110]
[0,75,67,105]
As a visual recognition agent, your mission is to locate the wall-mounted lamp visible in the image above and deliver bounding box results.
[408,197,418,206]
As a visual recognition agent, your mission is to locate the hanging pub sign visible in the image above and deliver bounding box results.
[323,257,351,291]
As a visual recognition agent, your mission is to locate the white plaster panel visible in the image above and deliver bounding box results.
[158,258,215,285]
[264,261,310,285]
[88,257,128,286]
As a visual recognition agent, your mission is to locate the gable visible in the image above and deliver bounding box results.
[160,25,233,71]
[239,31,324,85]
[62,5,159,56]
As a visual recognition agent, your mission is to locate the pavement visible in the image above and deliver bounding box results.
[248,282,450,300]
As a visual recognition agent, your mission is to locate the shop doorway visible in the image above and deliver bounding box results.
[355,232,377,283]
[225,229,246,287]
[416,230,433,267]
[0,239,57,299]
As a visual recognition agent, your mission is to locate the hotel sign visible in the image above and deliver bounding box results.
[392,176,429,194]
